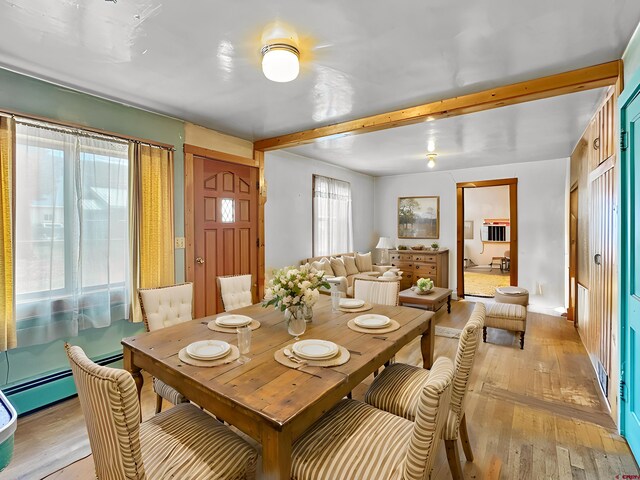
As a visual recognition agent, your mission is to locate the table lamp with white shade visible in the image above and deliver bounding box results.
[375,236,394,265]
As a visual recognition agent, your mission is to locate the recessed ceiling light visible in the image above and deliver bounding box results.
[427,153,437,169]
[261,43,300,82]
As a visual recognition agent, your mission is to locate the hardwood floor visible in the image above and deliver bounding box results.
[5,300,638,479]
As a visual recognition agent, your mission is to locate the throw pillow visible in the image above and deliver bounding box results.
[355,252,373,272]
[342,255,359,276]
[330,257,348,278]
[318,257,334,276]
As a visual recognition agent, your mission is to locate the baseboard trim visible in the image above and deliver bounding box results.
[2,353,123,416]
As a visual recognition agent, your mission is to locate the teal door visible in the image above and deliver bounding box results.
[621,70,640,459]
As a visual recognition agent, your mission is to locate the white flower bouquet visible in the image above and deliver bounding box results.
[263,265,330,311]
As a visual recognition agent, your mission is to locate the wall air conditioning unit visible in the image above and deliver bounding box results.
[480,218,510,242]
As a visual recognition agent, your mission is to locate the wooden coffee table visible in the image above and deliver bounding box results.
[399,287,453,314]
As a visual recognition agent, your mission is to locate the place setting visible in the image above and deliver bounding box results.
[347,313,401,334]
[337,297,372,313]
[207,313,261,333]
[178,339,240,367]
[274,338,350,369]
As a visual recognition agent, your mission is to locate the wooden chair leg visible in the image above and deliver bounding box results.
[482,326,487,343]
[520,331,525,349]
[155,394,163,414]
[459,414,474,462]
[445,438,464,480]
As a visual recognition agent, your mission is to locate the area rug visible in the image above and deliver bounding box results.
[464,271,510,297]
[435,326,462,339]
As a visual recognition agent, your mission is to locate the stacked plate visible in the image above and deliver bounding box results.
[215,314,252,328]
[339,298,365,309]
[353,314,391,329]
[292,339,340,361]
[185,340,231,361]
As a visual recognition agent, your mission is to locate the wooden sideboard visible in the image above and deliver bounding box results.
[389,248,450,291]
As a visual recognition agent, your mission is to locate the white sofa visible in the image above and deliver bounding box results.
[302,252,391,297]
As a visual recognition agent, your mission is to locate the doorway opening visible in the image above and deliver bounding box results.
[456,178,518,299]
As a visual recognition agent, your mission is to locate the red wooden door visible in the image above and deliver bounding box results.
[193,157,258,317]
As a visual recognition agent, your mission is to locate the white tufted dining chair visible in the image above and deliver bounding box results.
[218,274,253,311]
[138,283,193,413]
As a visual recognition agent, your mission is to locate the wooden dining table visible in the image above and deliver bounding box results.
[122,296,435,480]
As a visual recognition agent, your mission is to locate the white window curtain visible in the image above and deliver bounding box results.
[313,175,353,256]
[14,120,130,347]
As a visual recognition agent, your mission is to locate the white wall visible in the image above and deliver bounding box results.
[265,151,376,271]
[464,186,510,266]
[623,21,640,87]
[374,158,569,309]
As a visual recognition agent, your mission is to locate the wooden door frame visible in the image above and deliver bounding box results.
[569,184,579,325]
[456,178,518,298]
[184,144,265,300]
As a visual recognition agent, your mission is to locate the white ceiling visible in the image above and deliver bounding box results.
[0,0,637,142]
[284,88,606,176]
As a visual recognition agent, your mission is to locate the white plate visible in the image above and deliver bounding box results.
[215,314,252,327]
[186,340,231,360]
[292,339,339,360]
[354,314,391,329]
[339,298,365,309]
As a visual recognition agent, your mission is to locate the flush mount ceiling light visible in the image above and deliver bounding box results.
[427,153,437,169]
[261,43,300,82]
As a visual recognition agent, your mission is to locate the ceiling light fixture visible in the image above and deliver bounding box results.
[261,43,300,82]
[427,153,437,169]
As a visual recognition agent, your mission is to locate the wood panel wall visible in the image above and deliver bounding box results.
[569,87,619,420]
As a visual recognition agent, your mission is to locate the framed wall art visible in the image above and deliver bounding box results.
[397,196,440,239]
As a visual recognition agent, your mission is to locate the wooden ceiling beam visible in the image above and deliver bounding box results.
[253,60,622,151]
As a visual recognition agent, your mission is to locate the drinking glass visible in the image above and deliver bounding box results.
[331,284,342,312]
[237,326,252,364]
[287,309,306,340]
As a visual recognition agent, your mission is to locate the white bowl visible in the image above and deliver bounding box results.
[186,340,231,360]
[354,314,391,329]
[339,298,365,309]
[215,315,252,327]
[292,339,339,360]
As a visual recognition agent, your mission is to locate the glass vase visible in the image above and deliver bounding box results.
[302,303,313,323]
[284,306,306,340]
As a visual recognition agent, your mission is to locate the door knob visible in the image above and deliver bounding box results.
[195,257,205,264]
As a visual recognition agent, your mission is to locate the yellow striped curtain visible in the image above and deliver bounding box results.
[129,143,175,322]
[0,117,16,350]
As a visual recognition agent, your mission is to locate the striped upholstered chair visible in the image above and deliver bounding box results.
[139,283,193,413]
[353,276,400,306]
[364,303,486,480]
[291,356,454,480]
[66,344,257,480]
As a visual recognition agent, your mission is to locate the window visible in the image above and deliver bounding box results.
[312,175,353,256]
[221,198,235,223]
[14,120,130,345]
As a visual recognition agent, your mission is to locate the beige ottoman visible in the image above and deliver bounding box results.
[495,286,529,306]
[484,303,528,349]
